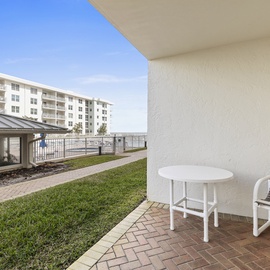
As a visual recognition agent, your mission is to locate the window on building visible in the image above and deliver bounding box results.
[78,99,82,104]
[79,114,83,119]
[11,94,20,102]
[31,88,37,94]
[11,106,20,113]
[85,123,89,128]
[30,98,37,105]
[30,108,37,115]
[102,117,107,121]
[90,123,92,126]
[68,97,73,102]
[97,102,99,105]
[68,121,73,126]
[97,116,99,119]
[90,108,92,112]
[102,104,107,108]
[102,110,107,115]
[97,109,99,112]
[68,113,73,118]
[89,101,92,104]
[97,122,99,126]
[85,115,88,120]
[11,83,20,91]
[79,107,82,111]
[90,115,92,119]
[68,105,73,110]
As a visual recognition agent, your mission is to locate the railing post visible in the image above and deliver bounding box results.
[63,138,66,158]
[102,136,104,154]
[123,137,126,151]
[85,137,87,155]
[113,135,116,154]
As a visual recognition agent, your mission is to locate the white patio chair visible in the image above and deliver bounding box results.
[253,175,270,236]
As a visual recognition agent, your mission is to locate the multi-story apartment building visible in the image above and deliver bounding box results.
[0,73,112,135]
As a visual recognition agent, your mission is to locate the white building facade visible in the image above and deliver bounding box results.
[0,73,112,135]
[89,0,270,219]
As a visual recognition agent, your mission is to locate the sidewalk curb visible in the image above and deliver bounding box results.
[67,200,154,270]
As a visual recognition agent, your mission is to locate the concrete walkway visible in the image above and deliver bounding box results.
[0,150,147,203]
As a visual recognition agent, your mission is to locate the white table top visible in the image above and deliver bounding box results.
[158,165,233,183]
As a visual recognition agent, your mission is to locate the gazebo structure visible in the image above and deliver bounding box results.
[0,113,69,170]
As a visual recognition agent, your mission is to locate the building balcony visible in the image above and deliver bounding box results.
[0,105,5,113]
[0,84,6,91]
[43,104,56,110]
[42,94,56,100]
[56,106,65,111]
[56,114,65,119]
[42,114,56,119]
[44,120,56,125]
[0,96,6,103]
[57,96,65,102]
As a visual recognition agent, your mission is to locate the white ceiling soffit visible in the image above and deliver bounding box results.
[89,0,270,60]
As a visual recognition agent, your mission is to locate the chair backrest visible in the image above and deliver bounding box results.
[266,180,270,201]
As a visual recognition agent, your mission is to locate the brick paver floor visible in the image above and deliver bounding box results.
[72,202,270,270]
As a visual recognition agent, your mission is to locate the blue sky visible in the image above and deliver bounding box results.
[0,0,148,132]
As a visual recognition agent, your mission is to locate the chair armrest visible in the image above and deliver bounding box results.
[253,175,270,202]
[256,199,270,206]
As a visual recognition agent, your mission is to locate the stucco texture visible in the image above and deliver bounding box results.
[148,38,270,218]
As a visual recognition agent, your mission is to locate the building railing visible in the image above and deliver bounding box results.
[42,94,56,100]
[43,104,56,109]
[43,114,55,119]
[33,135,147,163]
[56,97,65,102]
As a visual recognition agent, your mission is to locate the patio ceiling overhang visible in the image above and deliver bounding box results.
[88,0,270,60]
[0,114,70,135]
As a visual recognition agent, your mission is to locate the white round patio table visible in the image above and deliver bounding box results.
[158,165,234,242]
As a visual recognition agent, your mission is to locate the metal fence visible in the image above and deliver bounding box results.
[33,135,147,162]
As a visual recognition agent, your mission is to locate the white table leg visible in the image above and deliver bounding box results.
[183,181,187,218]
[213,184,218,227]
[203,183,209,242]
[170,179,174,230]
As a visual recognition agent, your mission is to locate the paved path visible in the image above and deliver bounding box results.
[0,150,147,203]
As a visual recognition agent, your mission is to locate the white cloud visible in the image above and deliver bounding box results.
[77,74,147,84]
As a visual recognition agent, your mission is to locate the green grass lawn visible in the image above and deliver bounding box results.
[124,147,147,153]
[0,158,147,270]
[63,154,125,170]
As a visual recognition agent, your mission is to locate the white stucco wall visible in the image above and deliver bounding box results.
[148,37,270,218]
